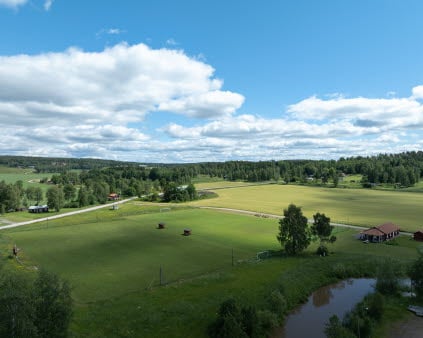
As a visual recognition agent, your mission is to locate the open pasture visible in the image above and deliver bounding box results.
[0,165,53,193]
[191,184,423,232]
[3,207,279,303]
[3,204,421,337]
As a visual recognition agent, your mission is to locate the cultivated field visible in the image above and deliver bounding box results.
[192,184,423,232]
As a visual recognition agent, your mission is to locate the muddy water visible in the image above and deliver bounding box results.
[275,278,375,338]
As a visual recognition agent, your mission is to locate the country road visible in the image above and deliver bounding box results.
[0,197,138,231]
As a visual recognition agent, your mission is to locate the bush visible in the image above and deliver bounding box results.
[409,254,423,299]
[331,263,347,279]
[208,298,258,338]
[267,289,287,318]
[324,315,355,338]
[375,259,402,295]
[316,245,329,256]
[366,292,384,321]
[256,310,278,333]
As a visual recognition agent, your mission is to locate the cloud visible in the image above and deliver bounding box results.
[107,28,124,35]
[412,85,423,99]
[0,0,27,8]
[287,90,423,131]
[158,86,423,161]
[166,38,178,46]
[1,41,422,162]
[0,43,247,160]
[43,0,53,11]
[0,43,243,126]
[96,28,126,38]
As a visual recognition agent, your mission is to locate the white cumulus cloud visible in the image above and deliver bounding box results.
[0,0,27,8]
[0,42,245,160]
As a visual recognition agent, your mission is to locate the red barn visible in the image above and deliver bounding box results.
[108,193,120,201]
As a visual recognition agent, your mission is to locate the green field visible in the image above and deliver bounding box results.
[4,207,280,303]
[1,202,422,337]
[192,184,423,232]
[2,180,423,337]
[0,166,55,197]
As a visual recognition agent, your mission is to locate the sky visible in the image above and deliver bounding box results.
[1,0,423,163]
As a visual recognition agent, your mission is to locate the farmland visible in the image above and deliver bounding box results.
[1,196,422,337]
[192,183,423,232]
[1,177,423,337]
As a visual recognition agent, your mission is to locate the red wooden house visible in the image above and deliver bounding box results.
[360,222,400,243]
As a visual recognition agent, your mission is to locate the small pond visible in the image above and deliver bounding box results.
[274,278,375,338]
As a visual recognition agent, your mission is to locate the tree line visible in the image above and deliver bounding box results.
[2,151,423,187]
[0,164,201,213]
[2,151,423,213]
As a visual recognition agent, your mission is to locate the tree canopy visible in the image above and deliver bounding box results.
[277,204,311,255]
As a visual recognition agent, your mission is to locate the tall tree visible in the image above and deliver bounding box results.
[0,272,38,338]
[33,269,72,338]
[63,184,76,201]
[277,204,311,255]
[46,186,64,212]
[311,212,336,255]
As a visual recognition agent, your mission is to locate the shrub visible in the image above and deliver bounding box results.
[375,259,402,295]
[267,289,287,318]
[316,245,329,256]
[256,310,278,333]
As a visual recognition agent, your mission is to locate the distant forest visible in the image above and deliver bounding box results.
[1,151,423,186]
[1,151,423,213]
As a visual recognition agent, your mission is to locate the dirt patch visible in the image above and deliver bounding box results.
[388,316,423,338]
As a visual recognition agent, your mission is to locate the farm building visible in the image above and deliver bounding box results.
[28,205,49,213]
[108,193,120,201]
[413,230,423,241]
[360,222,400,243]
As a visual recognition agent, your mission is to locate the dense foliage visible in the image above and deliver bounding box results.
[0,269,72,338]
[277,204,311,255]
[2,151,423,213]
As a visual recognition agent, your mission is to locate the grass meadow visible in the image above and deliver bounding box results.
[2,179,423,337]
[1,201,422,337]
[192,183,423,232]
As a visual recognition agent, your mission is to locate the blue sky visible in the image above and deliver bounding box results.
[1,0,423,162]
